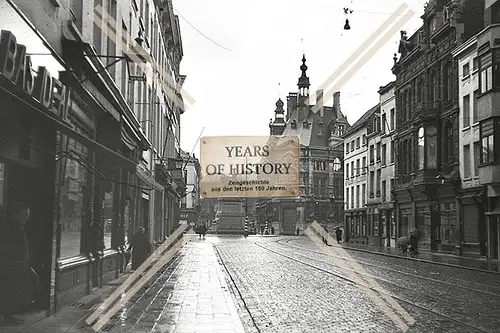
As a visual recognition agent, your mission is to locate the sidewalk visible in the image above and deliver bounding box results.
[330,239,500,273]
[0,240,246,333]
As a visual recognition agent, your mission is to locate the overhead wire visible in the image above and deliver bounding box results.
[173,7,234,53]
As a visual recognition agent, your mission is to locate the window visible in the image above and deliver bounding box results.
[463,63,470,77]
[463,94,470,128]
[473,57,478,71]
[346,188,349,209]
[473,90,479,123]
[480,118,498,164]
[376,169,381,196]
[356,159,360,176]
[463,145,471,178]
[479,52,493,93]
[390,141,394,163]
[370,145,374,164]
[362,134,367,146]
[361,184,366,206]
[346,142,349,154]
[57,130,91,258]
[474,141,480,176]
[106,0,118,79]
[346,163,349,179]
[362,157,367,174]
[443,62,452,101]
[356,185,360,208]
[351,161,354,178]
[382,180,387,202]
[333,158,341,171]
[338,125,344,136]
[369,171,375,197]
[418,127,425,170]
[390,108,395,131]
[381,113,386,134]
[356,137,360,149]
[93,0,103,53]
[427,125,438,168]
[382,144,387,165]
[376,142,381,162]
[351,140,355,152]
[69,0,83,30]
[351,186,354,208]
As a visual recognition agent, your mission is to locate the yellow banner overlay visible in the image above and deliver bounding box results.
[200,135,300,198]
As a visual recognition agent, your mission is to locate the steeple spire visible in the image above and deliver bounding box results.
[298,54,310,97]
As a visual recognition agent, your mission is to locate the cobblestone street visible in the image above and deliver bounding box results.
[94,235,500,333]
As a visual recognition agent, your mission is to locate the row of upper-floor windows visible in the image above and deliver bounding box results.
[346,135,366,153]
[345,143,395,179]
[345,178,394,210]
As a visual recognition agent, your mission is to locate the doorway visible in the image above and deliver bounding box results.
[489,215,499,260]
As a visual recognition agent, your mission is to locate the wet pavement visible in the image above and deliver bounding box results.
[101,240,245,333]
[2,235,499,333]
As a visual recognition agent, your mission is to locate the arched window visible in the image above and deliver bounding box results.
[333,158,342,171]
[426,125,438,168]
[418,127,425,170]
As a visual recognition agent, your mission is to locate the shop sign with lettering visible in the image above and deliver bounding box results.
[0,30,71,122]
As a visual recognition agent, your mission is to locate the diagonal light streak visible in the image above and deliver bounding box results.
[307,221,415,332]
[85,223,189,326]
[310,3,414,114]
[92,5,196,113]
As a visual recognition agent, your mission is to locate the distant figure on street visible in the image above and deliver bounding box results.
[397,236,410,254]
[335,227,343,243]
[296,227,300,236]
[271,226,275,235]
[127,227,150,270]
[409,228,419,254]
[199,225,207,239]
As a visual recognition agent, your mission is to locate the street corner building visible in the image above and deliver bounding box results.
[0,0,188,325]
[256,55,351,235]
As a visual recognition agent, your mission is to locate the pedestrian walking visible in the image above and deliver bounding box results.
[335,227,343,243]
[396,236,410,254]
[296,227,300,236]
[409,228,419,254]
[127,227,150,270]
[199,224,207,239]
[271,226,275,235]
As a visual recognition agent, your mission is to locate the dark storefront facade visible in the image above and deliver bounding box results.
[0,4,150,325]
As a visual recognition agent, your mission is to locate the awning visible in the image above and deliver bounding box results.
[0,79,137,172]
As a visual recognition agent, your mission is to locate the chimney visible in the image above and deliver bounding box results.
[316,89,324,117]
[333,92,340,118]
[286,93,298,121]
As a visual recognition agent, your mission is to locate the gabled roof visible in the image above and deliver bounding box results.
[343,104,379,138]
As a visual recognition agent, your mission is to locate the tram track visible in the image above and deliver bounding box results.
[255,241,495,333]
[275,238,500,297]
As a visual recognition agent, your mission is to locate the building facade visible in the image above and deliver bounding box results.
[0,0,186,324]
[179,150,201,226]
[343,105,377,244]
[377,82,397,248]
[392,0,484,253]
[452,1,500,260]
[256,55,349,235]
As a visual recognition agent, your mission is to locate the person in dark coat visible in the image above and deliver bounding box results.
[335,227,343,243]
[199,225,207,239]
[127,227,150,270]
[0,203,38,325]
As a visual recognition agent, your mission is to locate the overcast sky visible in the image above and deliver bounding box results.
[175,0,428,156]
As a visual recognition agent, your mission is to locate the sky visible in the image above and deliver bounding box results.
[174,0,428,157]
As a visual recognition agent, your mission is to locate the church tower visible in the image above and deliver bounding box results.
[297,54,310,121]
[269,98,286,135]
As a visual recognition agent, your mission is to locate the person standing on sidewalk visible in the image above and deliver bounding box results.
[127,227,150,270]
[335,227,343,244]
[0,203,38,326]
